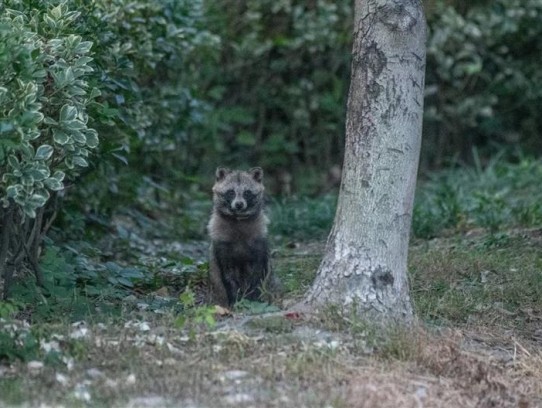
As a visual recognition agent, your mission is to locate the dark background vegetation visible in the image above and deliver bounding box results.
[1,0,542,325]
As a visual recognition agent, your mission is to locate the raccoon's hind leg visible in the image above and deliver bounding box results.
[208,249,229,307]
[210,242,243,306]
[244,238,271,301]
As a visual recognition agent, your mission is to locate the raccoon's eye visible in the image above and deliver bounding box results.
[223,189,235,200]
[243,190,255,200]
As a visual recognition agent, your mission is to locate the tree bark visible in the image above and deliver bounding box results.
[303,0,426,321]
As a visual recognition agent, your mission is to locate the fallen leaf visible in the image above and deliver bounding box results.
[214,305,231,316]
[284,311,303,320]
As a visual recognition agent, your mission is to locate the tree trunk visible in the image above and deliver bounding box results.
[303,0,426,321]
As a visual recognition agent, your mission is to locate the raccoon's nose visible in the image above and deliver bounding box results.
[234,201,245,210]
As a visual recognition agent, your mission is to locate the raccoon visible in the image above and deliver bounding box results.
[207,167,274,307]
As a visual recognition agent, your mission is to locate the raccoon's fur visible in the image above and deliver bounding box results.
[207,167,274,307]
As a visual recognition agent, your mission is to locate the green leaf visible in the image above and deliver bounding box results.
[85,129,99,148]
[69,86,86,96]
[64,157,74,170]
[44,178,63,191]
[50,5,62,20]
[75,41,93,55]
[179,290,195,307]
[6,185,20,198]
[33,69,47,79]
[21,175,34,186]
[0,122,15,133]
[204,313,216,327]
[53,129,70,145]
[27,131,41,141]
[112,153,128,165]
[7,155,19,169]
[28,168,50,181]
[65,67,75,84]
[88,88,101,99]
[60,105,77,122]
[64,120,85,130]
[175,315,187,329]
[116,277,133,288]
[29,192,48,208]
[22,205,37,219]
[75,56,93,66]
[72,156,88,167]
[52,170,65,181]
[120,268,144,279]
[44,15,56,29]
[72,132,87,144]
[43,117,58,125]
[35,145,54,160]
[20,111,44,126]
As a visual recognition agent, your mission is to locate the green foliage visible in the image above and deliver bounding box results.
[8,245,81,320]
[270,194,337,240]
[175,289,216,337]
[0,2,99,218]
[0,318,90,367]
[269,156,542,241]
[423,0,542,166]
[67,0,219,212]
[413,156,542,238]
[0,301,19,319]
[7,244,146,320]
[0,321,40,363]
[0,0,216,299]
[195,0,351,173]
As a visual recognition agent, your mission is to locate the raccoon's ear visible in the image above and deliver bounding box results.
[216,167,231,182]
[249,167,263,183]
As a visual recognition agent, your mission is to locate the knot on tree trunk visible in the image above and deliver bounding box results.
[371,266,394,289]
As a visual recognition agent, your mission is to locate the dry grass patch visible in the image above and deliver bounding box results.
[347,327,541,408]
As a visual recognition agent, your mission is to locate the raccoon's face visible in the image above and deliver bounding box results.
[212,167,265,219]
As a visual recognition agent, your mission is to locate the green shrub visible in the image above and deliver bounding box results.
[194,0,352,175]
[270,194,337,240]
[45,0,219,215]
[0,0,217,299]
[0,2,100,298]
[422,0,542,167]
[0,4,98,217]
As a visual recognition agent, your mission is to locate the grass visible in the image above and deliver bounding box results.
[273,243,323,297]
[2,157,542,406]
[409,233,542,330]
[413,155,542,238]
[0,378,25,406]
